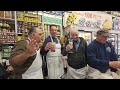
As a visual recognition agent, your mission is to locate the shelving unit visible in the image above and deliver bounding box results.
[0,11,16,60]
[16,11,42,40]
[0,11,63,60]
[1,45,13,59]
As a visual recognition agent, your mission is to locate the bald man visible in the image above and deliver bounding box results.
[9,27,43,79]
[62,30,88,79]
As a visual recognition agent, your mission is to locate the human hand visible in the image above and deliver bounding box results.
[26,39,38,56]
[6,66,14,73]
[109,61,120,69]
[39,43,43,49]
[50,42,56,52]
[45,42,55,51]
[66,44,73,52]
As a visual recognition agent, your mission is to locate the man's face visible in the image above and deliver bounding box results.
[97,34,108,44]
[50,26,57,37]
[34,28,43,43]
[71,31,79,41]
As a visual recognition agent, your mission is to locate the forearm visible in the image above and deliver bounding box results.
[10,51,30,66]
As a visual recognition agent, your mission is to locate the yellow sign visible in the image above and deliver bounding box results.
[66,13,77,26]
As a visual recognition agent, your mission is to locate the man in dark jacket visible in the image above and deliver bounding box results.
[87,29,120,79]
[62,29,87,79]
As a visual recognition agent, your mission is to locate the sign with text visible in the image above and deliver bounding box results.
[67,11,112,30]
[43,16,62,25]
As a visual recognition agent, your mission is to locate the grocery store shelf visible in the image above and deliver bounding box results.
[24,15,38,18]
[17,19,41,23]
[0,17,15,21]
[17,33,22,35]
[57,35,60,36]
[1,43,15,45]
[2,57,10,59]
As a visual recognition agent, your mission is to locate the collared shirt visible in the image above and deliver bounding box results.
[73,38,80,51]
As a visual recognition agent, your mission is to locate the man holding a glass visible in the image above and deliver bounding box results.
[62,29,88,79]
[40,25,64,79]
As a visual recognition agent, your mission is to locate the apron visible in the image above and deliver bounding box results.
[46,36,64,79]
[87,65,120,79]
[22,49,43,79]
[66,64,87,79]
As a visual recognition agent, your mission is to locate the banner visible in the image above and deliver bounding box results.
[66,11,112,30]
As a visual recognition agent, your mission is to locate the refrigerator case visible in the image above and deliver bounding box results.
[118,34,120,55]
[107,34,118,54]
[78,30,92,45]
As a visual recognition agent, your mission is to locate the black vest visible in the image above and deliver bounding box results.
[67,37,87,69]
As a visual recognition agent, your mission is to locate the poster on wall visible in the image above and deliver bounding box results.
[66,11,113,30]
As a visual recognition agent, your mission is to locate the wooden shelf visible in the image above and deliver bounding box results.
[0,17,14,21]
[24,15,38,18]
[17,33,22,35]
[17,20,41,23]
[1,43,15,45]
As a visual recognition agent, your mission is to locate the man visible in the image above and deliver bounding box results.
[62,29,88,79]
[87,29,120,79]
[40,25,64,79]
[9,27,43,79]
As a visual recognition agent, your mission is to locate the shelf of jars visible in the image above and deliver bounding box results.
[0,11,16,60]
[16,11,42,35]
[15,11,42,42]
[0,19,16,45]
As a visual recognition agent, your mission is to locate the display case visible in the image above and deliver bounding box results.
[108,34,118,54]
[118,34,120,55]
[78,30,92,45]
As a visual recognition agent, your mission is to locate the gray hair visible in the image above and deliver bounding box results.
[70,29,79,34]
[28,27,38,35]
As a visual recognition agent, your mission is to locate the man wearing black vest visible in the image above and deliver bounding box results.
[62,29,88,79]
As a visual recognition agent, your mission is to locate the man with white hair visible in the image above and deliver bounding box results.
[62,29,88,79]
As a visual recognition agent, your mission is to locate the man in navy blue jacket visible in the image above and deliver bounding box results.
[87,30,120,79]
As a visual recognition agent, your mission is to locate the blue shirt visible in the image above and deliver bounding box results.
[87,40,118,73]
[73,38,80,51]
